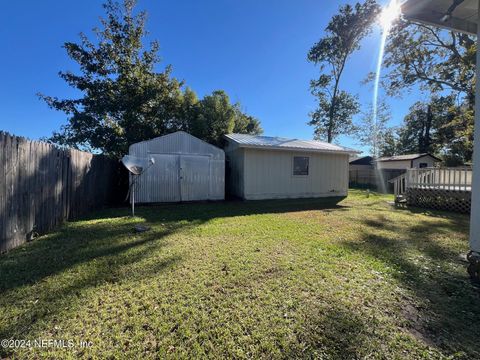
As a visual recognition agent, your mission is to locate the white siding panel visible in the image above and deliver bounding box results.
[376,160,411,170]
[412,156,437,168]
[242,149,348,200]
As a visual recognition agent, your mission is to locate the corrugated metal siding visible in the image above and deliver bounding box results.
[144,154,180,202]
[209,159,226,200]
[180,155,210,201]
[132,131,224,160]
[242,149,348,200]
[129,132,225,203]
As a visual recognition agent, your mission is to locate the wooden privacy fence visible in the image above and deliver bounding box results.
[0,132,127,252]
[349,169,377,187]
[349,168,405,193]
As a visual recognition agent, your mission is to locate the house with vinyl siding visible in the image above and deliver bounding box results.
[224,133,359,200]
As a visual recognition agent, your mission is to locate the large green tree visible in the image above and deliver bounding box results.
[382,19,475,162]
[388,95,473,162]
[397,101,436,155]
[384,20,475,101]
[308,0,380,142]
[40,0,261,156]
[378,128,399,157]
[40,0,186,156]
[188,90,261,147]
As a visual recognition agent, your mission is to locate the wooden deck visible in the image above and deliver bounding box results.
[391,167,472,213]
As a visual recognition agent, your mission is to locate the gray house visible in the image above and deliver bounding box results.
[224,133,358,200]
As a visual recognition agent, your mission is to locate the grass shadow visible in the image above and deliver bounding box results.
[89,196,350,225]
[0,219,191,352]
[341,211,480,357]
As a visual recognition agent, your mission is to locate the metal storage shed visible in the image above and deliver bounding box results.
[224,133,358,200]
[129,131,225,203]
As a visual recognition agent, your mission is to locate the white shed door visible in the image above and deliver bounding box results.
[148,154,180,202]
[180,155,210,201]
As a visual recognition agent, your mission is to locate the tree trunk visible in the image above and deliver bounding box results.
[328,80,340,144]
[422,105,432,153]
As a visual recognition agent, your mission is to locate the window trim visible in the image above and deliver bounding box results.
[292,156,309,176]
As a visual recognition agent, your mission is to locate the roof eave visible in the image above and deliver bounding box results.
[403,13,477,35]
[401,0,478,35]
[375,153,442,162]
[234,143,360,155]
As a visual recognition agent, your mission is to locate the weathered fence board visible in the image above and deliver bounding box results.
[0,132,127,252]
[349,168,405,193]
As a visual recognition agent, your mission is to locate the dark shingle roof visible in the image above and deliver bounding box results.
[350,156,374,165]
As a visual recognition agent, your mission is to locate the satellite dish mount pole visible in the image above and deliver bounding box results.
[121,155,155,218]
[131,174,135,217]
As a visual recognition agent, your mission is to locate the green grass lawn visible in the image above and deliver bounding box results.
[1,190,479,359]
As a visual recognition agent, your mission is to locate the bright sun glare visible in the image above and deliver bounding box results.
[380,0,401,31]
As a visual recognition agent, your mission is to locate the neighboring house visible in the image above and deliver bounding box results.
[375,153,441,170]
[349,156,374,171]
[224,133,358,200]
[129,131,225,203]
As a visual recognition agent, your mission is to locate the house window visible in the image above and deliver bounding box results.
[419,163,428,168]
[293,156,309,176]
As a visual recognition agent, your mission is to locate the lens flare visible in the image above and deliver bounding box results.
[372,0,400,192]
[379,0,401,31]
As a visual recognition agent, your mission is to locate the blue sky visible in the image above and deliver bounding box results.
[0,0,425,154]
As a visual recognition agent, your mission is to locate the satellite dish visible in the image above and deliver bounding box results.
[121,155,155,175]
[121,155,155,217]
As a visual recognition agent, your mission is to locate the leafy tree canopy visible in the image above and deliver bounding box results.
[378,96,473,164]
[381,19,475,162]
[384,20,475,102]
[40,0,261,157]
[188,90,261,147]
[377,128,399,157]
[308,0,380,143]
[309,90,359,142]
[355,100,391,157]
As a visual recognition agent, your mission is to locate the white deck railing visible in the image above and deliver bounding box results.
[391,173,407,197]
[407,167,472,191]
[391,167,472,198]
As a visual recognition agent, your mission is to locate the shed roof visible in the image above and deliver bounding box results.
[376,153,441,162]
[224,133,359,155]
[129,131,224,160]
[350,156,374,165]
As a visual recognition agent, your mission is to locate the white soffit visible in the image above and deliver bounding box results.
[402,0,478,35]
